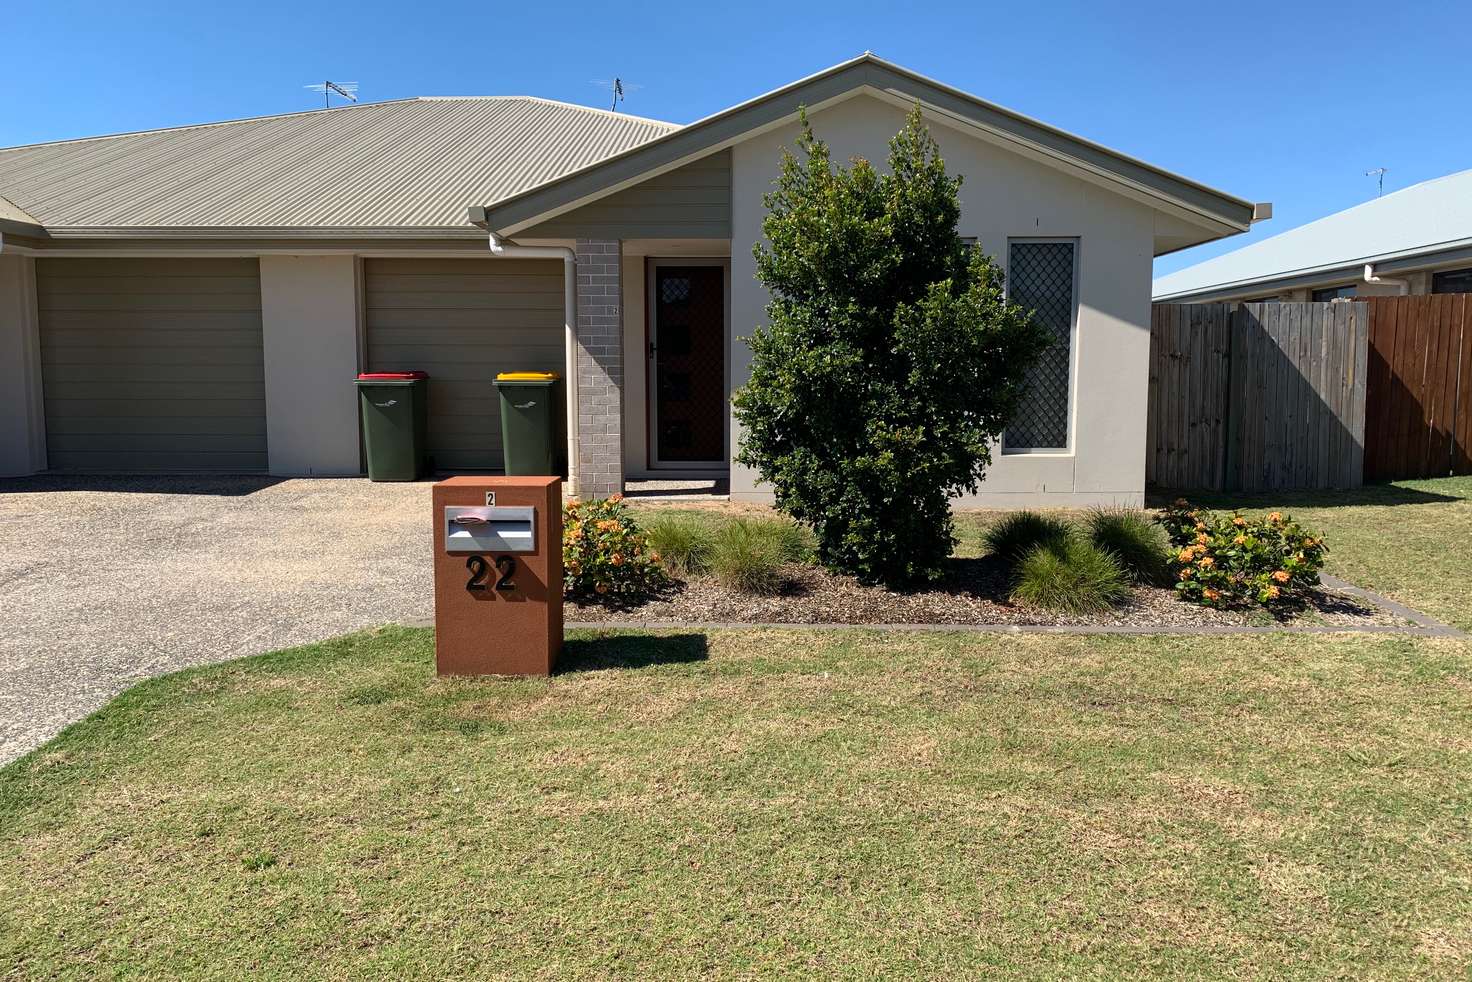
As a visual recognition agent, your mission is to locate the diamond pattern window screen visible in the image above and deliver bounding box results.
[1005,241,1076,450]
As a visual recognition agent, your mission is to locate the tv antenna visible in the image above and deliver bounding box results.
[591,78,642,112]
[305,81,359,108]
[1365,167,1388,197]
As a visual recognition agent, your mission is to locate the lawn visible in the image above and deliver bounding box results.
[3,626,1471,978]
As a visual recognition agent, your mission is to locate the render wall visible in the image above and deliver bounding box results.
[728,94,1158,506]
[259,255,361,476]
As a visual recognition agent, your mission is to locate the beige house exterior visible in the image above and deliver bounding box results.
[0,55,1253,505]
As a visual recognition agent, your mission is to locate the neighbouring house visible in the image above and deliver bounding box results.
[1154,168,1472,303]
[0,54,1255,505]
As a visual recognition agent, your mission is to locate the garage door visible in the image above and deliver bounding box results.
[37,258,267,473]
[363,258,564,471]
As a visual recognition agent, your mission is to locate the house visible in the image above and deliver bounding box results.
[0,54,1254,505]
[1154,168,1472,303]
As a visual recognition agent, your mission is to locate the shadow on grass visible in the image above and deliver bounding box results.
[1147,481,1465,511]
[558,632,709,674]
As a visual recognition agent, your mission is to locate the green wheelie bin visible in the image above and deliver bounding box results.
[494,372,560,475]
[356,371,429,481]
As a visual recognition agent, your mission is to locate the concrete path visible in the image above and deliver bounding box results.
[0,476,434,764]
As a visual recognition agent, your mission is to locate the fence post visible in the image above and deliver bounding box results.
[1220,303,1240,492]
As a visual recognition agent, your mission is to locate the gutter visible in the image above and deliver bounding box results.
[487,232,579,494]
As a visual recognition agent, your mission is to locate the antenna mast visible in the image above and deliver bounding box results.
[611,77,624,112]
[1365,167,1388,197]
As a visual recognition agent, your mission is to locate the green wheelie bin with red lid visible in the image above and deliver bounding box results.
[355,371,429,481]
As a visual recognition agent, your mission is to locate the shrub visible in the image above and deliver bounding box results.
[1158,499,1328,609]
[1011,538,1130,614]
[562,495,668,600]
[1084,507,1171,584]
[731,106,1050,586]
[708,518,799,594]
[643,512,716,578]
[983,511,1071,568]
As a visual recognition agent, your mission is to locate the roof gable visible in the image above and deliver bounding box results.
[472,54,1255,238]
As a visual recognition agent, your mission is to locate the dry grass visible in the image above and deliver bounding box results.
[3,626,1471,978]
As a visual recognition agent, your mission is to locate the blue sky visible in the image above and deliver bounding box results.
[5,1,1466,277]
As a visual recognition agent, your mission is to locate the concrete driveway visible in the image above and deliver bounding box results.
[0,476,434,764]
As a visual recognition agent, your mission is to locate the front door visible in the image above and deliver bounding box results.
[650,263,726,467]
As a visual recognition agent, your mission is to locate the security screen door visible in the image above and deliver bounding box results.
[649,263,726,467]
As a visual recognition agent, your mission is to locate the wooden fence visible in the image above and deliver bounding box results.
[1148,302,1369,492]
[1362,295,1472,481]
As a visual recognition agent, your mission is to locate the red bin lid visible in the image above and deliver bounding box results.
[356,371,428,380]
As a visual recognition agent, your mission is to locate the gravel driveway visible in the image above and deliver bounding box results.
[0,476,433,764]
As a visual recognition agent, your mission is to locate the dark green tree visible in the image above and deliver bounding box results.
[733,106,1049,585]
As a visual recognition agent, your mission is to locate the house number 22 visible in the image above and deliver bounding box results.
[465,555,516,593]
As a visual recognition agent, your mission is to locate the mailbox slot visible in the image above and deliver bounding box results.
[444,506,536,553]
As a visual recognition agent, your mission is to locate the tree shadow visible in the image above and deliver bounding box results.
[0,474,290,497]
[1147,481,1463,511]
[557,632,709,674]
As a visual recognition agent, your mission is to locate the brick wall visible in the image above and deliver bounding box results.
[574,239,623,498]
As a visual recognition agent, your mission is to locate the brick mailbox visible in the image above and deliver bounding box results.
[431,476,563,676]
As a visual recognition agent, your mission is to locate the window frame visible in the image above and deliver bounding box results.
[1001,236,1081,455]
[1310,284,1357,302]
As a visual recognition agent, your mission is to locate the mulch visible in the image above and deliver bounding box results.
[567,557,1405,629]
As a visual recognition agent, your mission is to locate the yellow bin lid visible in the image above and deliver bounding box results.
[495,371,560,381]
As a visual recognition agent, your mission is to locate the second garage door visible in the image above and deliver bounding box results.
[363,258,565,471]
[37,257,267,473]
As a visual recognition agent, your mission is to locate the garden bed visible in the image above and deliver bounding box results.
[569,556,1404,629]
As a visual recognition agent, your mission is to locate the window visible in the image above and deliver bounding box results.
[1311,284,1357,302]
[1246,296,1281,303]
[1004,240,1077,451]
[1432,267,1472,294]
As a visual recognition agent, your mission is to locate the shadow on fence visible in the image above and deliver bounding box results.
[1148,302,1367,493]
[1361,295,1472,481]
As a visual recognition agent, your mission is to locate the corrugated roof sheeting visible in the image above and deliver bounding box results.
[0,193,40,225]
[0,98,678,231]
[1154,168,1472,299]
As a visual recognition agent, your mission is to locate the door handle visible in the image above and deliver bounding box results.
[648,341,657,358]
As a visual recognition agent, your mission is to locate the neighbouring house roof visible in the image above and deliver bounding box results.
[471,53,1256,242]
[0,97,678,236]
[1154,168,1472,301]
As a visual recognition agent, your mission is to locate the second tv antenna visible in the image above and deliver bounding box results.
[305,81,359,108]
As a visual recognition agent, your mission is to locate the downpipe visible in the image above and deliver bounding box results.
[1363,263,1409,294]
[488,232,579,493]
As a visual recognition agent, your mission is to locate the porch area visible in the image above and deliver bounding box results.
[561,236,733,500]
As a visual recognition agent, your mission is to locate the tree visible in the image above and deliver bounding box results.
[732,106,1050,585]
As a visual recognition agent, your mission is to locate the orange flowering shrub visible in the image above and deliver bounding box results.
[1159,500,1327,609]
[562,495,669,600]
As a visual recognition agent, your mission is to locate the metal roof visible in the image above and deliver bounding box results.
[0,193,39,226]
[1154,168,1472,300]
[474,53,1256,239]
[0,97,677,235]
